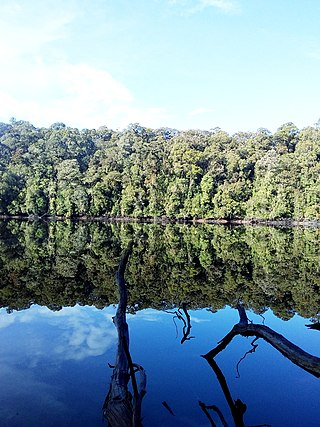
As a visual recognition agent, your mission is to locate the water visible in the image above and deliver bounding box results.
[0,221,319,426]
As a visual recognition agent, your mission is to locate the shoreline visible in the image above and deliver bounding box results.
[0,215,319,228]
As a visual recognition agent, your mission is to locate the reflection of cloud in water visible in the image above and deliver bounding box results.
[127,309,166,323]
[0,305,117,361]
[0,305,118,424]
[56,321,116,361]
[0,313,16,329]
[46,306,117,361]
[190,316,210,324]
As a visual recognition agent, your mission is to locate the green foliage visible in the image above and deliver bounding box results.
[0,121,319,220]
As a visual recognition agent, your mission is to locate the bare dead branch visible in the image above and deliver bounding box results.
[204,309,320,378]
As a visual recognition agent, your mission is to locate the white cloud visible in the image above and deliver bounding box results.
[0,55,173,129]
[0,313,16,329]
[0,305,118,423]
[44,306,117,361]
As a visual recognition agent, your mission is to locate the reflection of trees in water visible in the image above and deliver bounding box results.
[102,247,320,426]
[0,221,319,322]
[200,305,320,426]
[1,220,317,425]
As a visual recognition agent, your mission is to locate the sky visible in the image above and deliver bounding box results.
[0,0,320,133]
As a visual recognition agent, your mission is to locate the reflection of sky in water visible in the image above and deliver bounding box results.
[0,305,117,426]
[0,305,319,426]
[0,305,117,361]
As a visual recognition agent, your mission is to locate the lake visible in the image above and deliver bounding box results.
[0,220,319,426]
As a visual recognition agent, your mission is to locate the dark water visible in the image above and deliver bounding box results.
[0,221,319,426]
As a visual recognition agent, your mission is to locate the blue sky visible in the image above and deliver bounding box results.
[0,0,319,133]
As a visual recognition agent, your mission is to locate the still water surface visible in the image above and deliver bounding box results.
[0,221,319,426]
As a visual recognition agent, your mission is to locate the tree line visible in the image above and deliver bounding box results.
[0,119,319,220]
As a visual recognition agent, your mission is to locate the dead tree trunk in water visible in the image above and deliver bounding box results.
[204,305,320,378]
[103,242,146,427]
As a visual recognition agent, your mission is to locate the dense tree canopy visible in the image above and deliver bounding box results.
[0,120,319,220]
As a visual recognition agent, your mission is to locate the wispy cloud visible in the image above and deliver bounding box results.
[190,315,210,323]
[0,59,172,129]
[168,0,241,14]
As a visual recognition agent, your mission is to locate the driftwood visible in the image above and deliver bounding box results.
[204,306,320,378]
[200,305,320,426]
[103,242,146,427]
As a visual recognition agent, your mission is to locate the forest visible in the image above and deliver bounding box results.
[0,119,319,220]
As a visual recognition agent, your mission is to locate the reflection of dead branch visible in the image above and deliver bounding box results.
[236,337,259,378]
[169,312,179,338]
[162,400,175,416]
[180,303,194,344]
[103,242,146,427]
[204,356,247,427]
[205,305,320,378]
[199,400,228,427]
[201,305,319,426]
[165,303,194,344]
